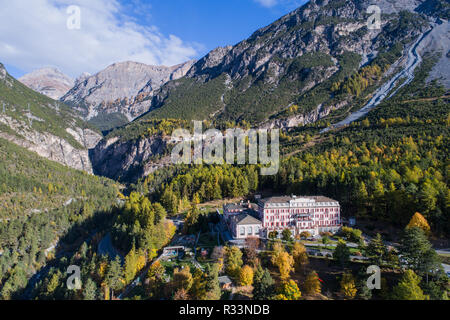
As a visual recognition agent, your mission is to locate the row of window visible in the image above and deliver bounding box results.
[264,213,339,221]
[239,226,260,236]
[264,220,340,228]
[263,207,339,214]
[264,202,339,208]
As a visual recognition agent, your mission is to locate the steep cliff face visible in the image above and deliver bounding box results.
[0,118,98,173]
[61,60,195,121]
[0,63,7,81]
[90,135,170,181]
[0,63,101,173]
[416,19,450,88]
[19,68,74,100]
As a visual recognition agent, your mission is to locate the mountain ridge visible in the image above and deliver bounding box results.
[90,0,449,182]
[19,67,74,100]
[0,63,101,172]
[133,0,437,125]
[61,60,196,123]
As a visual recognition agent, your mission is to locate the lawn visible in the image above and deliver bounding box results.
[197,232,220,248]
[160,258,197,275]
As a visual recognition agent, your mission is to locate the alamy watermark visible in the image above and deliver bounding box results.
[367,5,381,30]
[171,121,280,176]
[366,265,381,290]
[67,5,81,30]
[66,265,82,290]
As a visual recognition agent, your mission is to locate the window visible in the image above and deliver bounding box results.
[240,227,245,236]
[248,226,253,235]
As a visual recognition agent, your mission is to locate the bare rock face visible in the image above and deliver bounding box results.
[0,115,98,173]
[417,20,450,88]
[78,0,449,184]
[61,60,195,120]
[66,127,103,149]
[187,0,422,82]
[74,72,91,86]
[19,67,74,100]
[0,63,6,80]
[0,63,102,173]
[90,135,170,181]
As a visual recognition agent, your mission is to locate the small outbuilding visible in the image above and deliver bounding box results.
[218,276,233,290]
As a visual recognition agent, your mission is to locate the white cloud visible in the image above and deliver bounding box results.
[0,0,202,78]
[254,0,279,7]
[254,0,306,9]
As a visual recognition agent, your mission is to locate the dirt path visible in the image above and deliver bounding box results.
[197,197,245,209]
[283,135,329,158]
[401,95,450,103]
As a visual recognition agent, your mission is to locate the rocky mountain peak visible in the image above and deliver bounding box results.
[75,72,91,86]
[19,67,74,100]
[61,59,196,121]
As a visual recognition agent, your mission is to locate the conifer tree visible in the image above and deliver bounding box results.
[392,270,429,300]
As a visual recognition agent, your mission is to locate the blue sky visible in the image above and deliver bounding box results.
[124,0,306,56]
[1,0,306,79]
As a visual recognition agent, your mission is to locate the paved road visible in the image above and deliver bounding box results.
[320,27,433,134]
[442,264,450,276]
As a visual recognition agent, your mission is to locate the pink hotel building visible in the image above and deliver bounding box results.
[257,195,341,237]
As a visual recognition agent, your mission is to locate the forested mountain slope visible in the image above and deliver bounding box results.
[91,0,448,183]
[0,63,101,172]
[135,57,449,237]
[134,0,435,125]
[0,136,119,299]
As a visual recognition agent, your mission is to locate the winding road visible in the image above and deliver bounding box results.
[321,27,433,134]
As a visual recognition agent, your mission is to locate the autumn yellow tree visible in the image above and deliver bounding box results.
[98,261,108,279]
[340,272,357,299]
[102,283,110,300]
[271,242,294,280]
[173,266,194,292]
[292,242,309,272]
[123,244,138,284]
[271,242,285,264]
[225,246,243,278]
[274,280,302,300]
[274,251,294,281]
[136,249,147,273]
[239,265,254,286]
[303,271,321,295]
[406,212,431,235]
